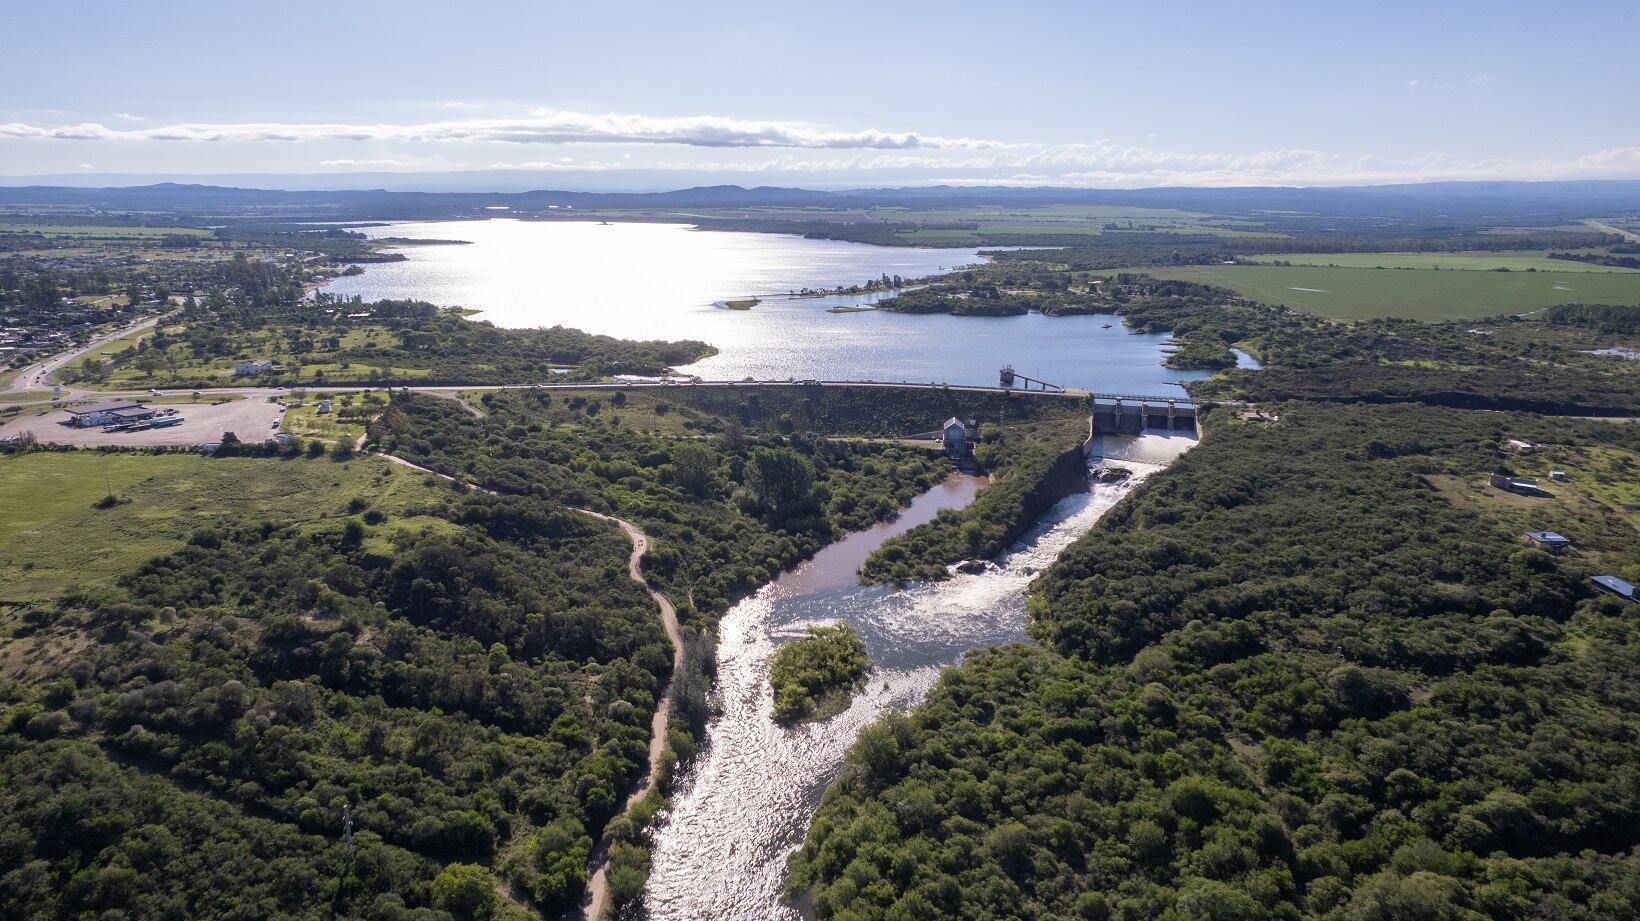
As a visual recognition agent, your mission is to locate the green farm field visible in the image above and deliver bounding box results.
[1245,250,1640,273]
[0,451,439,602]
[0,223,209,238]
[1114,263,1640,320]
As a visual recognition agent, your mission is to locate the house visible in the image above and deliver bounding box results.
[1591,575,1636,602]
[234,359,274,376]
[1489,474,1544,495]
[317,399,333,414]
[1506,439,1538,453]
[1523,531,1572,552]
[64,400,152,428]
[942,417,973,457]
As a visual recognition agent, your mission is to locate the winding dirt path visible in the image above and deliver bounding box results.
[573,509,683,921]
[373,451,682,920]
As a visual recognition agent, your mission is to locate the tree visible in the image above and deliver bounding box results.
[743,446,815,519]
[671,442,718,497]
[431,863,496,921]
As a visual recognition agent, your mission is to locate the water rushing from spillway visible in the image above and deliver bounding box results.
[643,434,1192,920]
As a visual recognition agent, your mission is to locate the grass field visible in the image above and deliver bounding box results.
[1426,438,1640,571]
[61,325,161,378]
[0,223,210,238]
[280,403,369,445]
[1245,250,1640,273]
[0,451,438,602]
[1110,264,1640,320]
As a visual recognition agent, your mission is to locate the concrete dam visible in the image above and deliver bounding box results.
[1090,394,1199,436]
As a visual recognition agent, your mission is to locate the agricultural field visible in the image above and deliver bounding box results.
[0,223,210,238]
[0,451,434,603]
[1112,263,1640,320]
[1245,249,1640,272]
[873,204,1285,242]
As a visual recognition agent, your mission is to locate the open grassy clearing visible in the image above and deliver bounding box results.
[1425,449,1640,572]
[279,403,367,444]
[1246,250,1640,272]
[0,391,55,405]
[60,324,161,377]
[0,451,436,603]
[1107,263,1640,320]
[0,223,210,238]
[1583,218,1640,243]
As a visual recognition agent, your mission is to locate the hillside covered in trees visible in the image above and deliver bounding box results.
[0,453,671,919]
[792,401,1640,920]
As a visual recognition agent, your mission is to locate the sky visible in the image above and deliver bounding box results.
[3,0,1638,190]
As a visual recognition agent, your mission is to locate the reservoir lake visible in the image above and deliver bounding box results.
[322,220,1240,394]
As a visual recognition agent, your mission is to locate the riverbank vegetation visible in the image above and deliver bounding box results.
[792,401,1640,920]
[770,624,872,723]
[861,415,1090,583]
[368,389,957,622]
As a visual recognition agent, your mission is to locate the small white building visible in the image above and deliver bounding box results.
[316,399,333,414]
[235,359,274,376]
[942,417,974,457]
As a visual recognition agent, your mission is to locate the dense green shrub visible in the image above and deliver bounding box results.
[770,624,872,723]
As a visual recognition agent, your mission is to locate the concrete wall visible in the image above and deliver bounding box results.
[1092,402,1198,437]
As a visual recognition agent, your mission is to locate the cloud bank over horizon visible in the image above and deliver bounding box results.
[2,107,1638,189]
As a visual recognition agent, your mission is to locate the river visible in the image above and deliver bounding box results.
[641,433,1194,920]
[320,220,1244,394]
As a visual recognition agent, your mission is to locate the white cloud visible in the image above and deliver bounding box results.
[0,108,1003,150]
[540,143,1640,187]
[76,162,94,169]
[319,158,419,167]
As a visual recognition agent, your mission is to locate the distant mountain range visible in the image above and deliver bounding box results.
[2,178,1638,222]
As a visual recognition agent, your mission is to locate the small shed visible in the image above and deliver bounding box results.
[1591,575,1636,602]
[1489,474,1543,495]
[1523,531,1571,552]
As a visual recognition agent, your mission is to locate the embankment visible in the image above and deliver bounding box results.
[860,418,1091,583]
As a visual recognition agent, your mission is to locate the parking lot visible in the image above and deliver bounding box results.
[0,397,286,448]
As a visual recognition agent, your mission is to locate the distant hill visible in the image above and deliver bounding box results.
[1,179,1638,223]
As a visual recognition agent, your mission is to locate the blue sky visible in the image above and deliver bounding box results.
[3,0,1638,189]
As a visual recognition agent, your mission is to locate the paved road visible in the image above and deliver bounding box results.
[4,316,160,395]
[5,375,1200,449]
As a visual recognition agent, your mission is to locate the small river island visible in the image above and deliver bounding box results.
[770,623,872,723]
